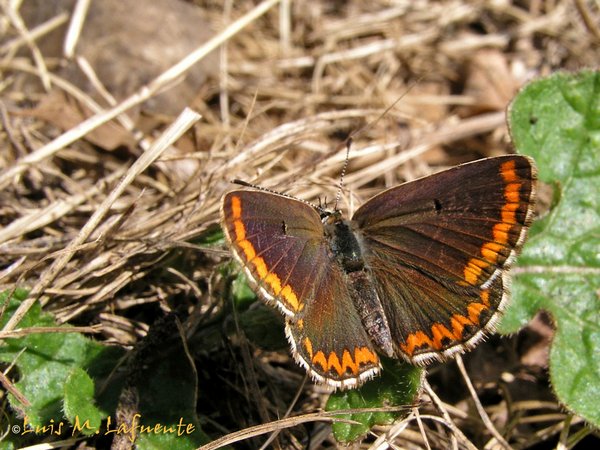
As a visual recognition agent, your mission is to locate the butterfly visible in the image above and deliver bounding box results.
[221,155,536,389]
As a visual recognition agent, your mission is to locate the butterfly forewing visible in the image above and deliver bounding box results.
[222,191,324,315]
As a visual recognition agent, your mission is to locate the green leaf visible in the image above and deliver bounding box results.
[502,70,600,426]
[0,289,125,431]
[231,271,257,309]
[192,223,225,246]
[326,360,422,443]
[63,368,103,435]
[236,304,287,351]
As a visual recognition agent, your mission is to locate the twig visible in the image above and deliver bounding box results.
[455,355,512,450]
[63,0,91,58]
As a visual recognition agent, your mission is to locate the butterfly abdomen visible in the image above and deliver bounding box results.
[324,216,395,358]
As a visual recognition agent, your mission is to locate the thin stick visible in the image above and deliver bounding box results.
[424,379,463,450]
[3,0,51,90]
[455,355,512,450]
[200,406,407,450]
[219,0,232,148]
[258,376,307,450]
[63,0,91,58]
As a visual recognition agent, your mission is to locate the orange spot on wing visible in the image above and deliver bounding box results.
[327,352,343,376]
[355,347,378,365]
[253,257,268,279]
[231,196,243,219]
[233,220,246,242]
[500,160,518,182]
[313,351,328,372]
[501,202,519,223]
[303,337,313,358]
[492,222,511,244]
[400,331,434,356]
[462,162,526,286]
[265,273,282,294]
[464,260,487,285]
[504,183,522,202]
[228,195,301,312]
[481,242,504,263]
[310,347,378,377]
[431,324,455,350]
[238,239,256,260]
[280,285,300,311]
[463,269,479,286]
[401,295,494,357]
[450,314,473,339]
[480,289,490,306]
[341,350,356,375]
[467,302,487,323]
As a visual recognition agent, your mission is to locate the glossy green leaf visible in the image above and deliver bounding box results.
[326,360,422,443]
[502,70,600,426]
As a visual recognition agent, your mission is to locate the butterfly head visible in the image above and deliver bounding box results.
[319,208,343,224]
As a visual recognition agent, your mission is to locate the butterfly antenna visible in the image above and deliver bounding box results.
[331,74,427,211]
[333,137,352,211]
[231,179,326,214]
[348,74,426,142]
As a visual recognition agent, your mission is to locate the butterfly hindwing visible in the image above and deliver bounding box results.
[365,260,507,363]
[284,259,381,388]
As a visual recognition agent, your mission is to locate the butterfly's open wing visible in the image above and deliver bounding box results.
[352,156,536,364]
[222,191,380,387]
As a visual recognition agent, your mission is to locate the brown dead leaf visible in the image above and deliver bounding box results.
[462,48,517,114]
[22,0,219,118]
[22,90,134,150]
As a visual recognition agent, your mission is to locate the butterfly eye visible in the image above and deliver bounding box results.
[434,199,443,213]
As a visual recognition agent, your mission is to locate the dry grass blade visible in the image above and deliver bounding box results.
[200,407,408,450]
[2,108,201,332]
[63,0,91,58]
[455,355,512,450]
[0,324,101,339]
[0,0,281,190]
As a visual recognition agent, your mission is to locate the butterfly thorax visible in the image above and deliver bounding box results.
[323,210,365,273]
